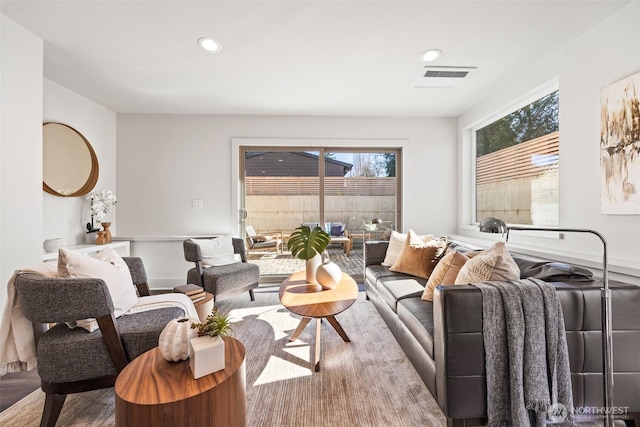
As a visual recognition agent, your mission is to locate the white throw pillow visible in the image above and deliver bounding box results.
[58,247,139,330]
[192,236,239,266]
[382,231,407,266]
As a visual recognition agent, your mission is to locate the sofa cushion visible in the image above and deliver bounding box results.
[365,265,400,292]
[37,306,184,383]
[377,275,426,313]
[422,250,469,301]
[397,297,435,359]
[390,232,446,279]
[454,242,520,284]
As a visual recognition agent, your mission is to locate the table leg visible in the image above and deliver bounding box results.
[289,317,311,342]
[314,318,322,372]
[325,315,351,342]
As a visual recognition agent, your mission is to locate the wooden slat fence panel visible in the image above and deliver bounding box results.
[245,176,397,196]
[476,132,559,184]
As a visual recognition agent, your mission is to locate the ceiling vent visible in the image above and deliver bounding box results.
[413,66,477,89]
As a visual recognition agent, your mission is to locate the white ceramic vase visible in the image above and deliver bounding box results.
[43,238,66,253]
[305,254,322,285]
[189,335,225,379]
[316,259,342,290]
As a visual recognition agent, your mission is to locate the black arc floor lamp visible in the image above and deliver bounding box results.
[478,217,614,427]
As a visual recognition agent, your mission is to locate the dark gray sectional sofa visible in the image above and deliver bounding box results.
[364,240,640,427]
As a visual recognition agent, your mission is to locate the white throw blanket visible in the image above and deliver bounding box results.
[0,266,198,375]
[0,263,58,375]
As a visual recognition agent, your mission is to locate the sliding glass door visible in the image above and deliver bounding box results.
[240,146,401,279]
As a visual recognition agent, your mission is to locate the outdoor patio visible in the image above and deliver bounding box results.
[247,245,364,284]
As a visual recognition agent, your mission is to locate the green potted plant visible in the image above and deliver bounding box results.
[287,225,331,285]
[188,307,232,379]
[191,307,233,338]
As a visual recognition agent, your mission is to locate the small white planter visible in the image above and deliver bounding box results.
[189,335,225,379]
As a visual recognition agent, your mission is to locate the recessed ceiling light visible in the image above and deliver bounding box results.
[197,37,222,53]
[420,49,442,63]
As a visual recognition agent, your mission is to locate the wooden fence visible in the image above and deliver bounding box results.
[244,176,397,233]
[476,132,559,184]
[476,131,559,226]
[245,176,397,196]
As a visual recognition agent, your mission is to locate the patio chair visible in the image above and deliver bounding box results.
[245,226,282,254]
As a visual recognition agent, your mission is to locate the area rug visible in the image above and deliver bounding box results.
[0,288,446,426]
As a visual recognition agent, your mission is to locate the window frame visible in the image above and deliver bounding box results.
[467,79,560,228]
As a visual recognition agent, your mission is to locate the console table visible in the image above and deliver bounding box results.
[115,337,246,426]
[42,241,130,261]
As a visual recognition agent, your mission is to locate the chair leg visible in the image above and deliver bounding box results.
[249,289,255,301]
[41,392,66,427]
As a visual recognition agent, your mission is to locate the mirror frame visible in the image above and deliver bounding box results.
[43,122,99,197]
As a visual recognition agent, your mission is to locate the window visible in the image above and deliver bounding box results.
[474,90,559,226]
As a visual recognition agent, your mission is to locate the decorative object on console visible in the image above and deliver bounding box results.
[95,230,108,245]
[86,189,116,233]
[478,216,614,427]
[600,70,640,215]
[315,252,342,290]
[43,238,66,253]
[158,317,199,362]
[101,221,112,243]
[189,307,233,379]
[287,225,331,285]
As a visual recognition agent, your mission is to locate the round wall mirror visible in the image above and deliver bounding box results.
[43,122,99,197]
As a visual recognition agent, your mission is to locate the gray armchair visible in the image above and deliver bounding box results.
[14,257,184,427]
[184,237,260,302]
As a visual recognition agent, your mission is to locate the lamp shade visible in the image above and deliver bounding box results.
[478,217,508,234]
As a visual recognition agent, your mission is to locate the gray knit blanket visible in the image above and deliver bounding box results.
[474,278,574,427]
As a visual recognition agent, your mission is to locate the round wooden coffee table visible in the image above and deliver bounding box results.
[279,270,358,372]
[115,337,246,427]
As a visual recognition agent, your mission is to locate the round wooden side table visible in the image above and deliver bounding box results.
[279,270,358,372]
[115,337,246,427]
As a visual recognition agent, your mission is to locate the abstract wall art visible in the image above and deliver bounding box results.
[600,71,640,214]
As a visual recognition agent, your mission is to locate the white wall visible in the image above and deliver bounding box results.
[0,16,43,316]
[116,114,457,288]
[43,79,117,245]
[456,2,640,282]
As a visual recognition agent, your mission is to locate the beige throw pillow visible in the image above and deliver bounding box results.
[382,230,434,267]
[389,231,446,279]
[421,251,469,301]
[454,242,520,284]
[58,247,138,328]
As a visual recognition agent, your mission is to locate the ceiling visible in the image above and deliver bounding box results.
[0,0,633,117]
